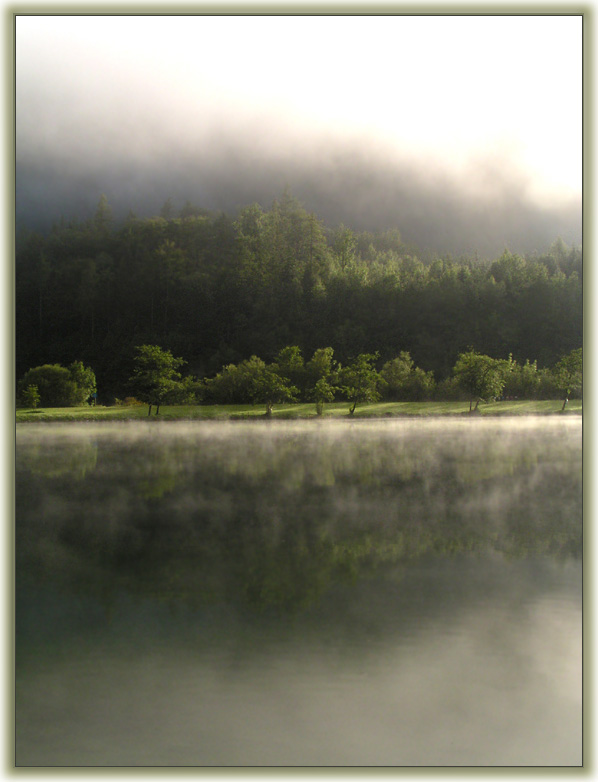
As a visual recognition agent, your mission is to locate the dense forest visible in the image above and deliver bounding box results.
[16,192,582,403]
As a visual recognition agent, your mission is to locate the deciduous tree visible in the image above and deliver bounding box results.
[338,353,381,415]
[129,345,186,415]
[205,355,298,415]
[305,347,337,414]
[379,351,435,401]
[453,350,510,411]
[67,361,97,404]
[309,377,337,415]
[551,348,582,410]
[273,346,305,393]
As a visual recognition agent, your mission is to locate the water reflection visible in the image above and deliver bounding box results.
[16,418,582,766]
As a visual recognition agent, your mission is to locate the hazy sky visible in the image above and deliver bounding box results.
[15,13,583,254]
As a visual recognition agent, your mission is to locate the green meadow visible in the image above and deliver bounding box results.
[16,399,582,423]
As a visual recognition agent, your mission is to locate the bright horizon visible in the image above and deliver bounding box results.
[17,15,581,200]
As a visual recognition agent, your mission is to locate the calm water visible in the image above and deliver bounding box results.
[15,417,582,767]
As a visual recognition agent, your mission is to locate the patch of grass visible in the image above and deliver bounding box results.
[15,399,582,423]
[480,399,582,415]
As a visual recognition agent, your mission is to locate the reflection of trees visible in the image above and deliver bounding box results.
[16,422,582,615]
[123,440,189,499]
[16,436,98,480]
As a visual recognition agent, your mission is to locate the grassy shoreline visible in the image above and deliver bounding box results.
[15,399,582,423]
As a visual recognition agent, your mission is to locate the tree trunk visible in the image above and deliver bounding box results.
[349,401,357,415]
[147,404,152,416]
[265,402,273,417]
[562,397,568,411]
[156,404,160,415]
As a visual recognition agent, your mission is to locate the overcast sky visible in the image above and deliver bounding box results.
[15,13,583,255]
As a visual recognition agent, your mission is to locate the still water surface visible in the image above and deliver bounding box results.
[16,417,582,766]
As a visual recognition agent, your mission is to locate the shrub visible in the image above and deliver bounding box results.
[18,364,77,407]
[114,396,144,406]
[21,384,40,409]
[67,361,97,404]
[18,362,97,408]
[379,352,436,401]
[204,355,297,414]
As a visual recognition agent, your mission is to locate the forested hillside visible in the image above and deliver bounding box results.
[16,193,582,402]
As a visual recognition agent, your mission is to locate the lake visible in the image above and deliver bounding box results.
[15,417,582,767]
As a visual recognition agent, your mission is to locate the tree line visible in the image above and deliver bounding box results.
[18,344,582,416]
[16,192,582,402]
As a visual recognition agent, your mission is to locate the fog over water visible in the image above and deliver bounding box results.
[15,15,582,256]
[16,418,582,766]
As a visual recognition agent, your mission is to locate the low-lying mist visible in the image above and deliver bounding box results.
[16,129,581,257]
[16,417,582,766]
[16,418,582,615]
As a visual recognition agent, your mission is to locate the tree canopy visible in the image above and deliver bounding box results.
[453,350,510,411]
[18,362,96,407]
[338,353,381,414]
[15,193,581,403]
[551,348,582,409]
[205,354,298,415]
[129,344,189,415]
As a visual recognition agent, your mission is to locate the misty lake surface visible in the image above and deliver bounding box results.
[16,417,582,767]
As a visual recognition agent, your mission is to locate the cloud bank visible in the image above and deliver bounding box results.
[16,124,581,257]
[16,14,582,257]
